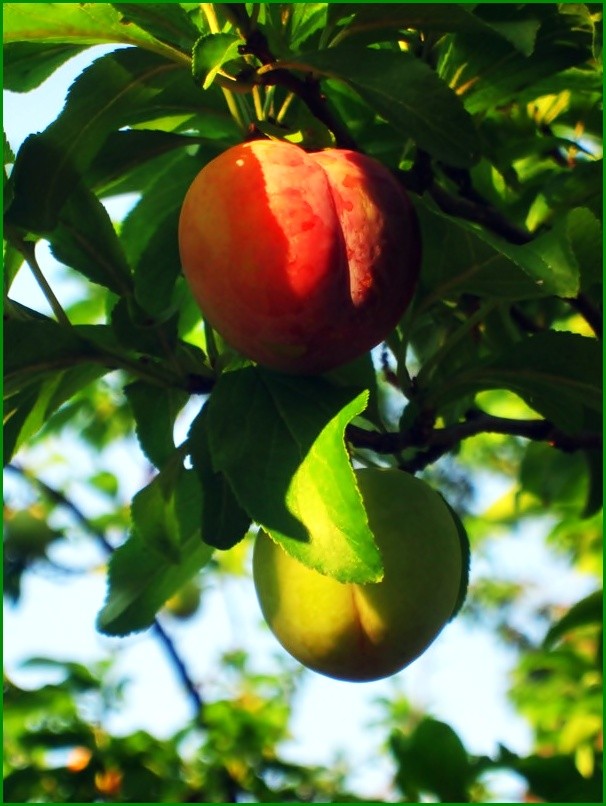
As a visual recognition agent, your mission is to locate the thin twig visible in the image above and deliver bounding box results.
[6,463,206,720]
[8,231,71,326]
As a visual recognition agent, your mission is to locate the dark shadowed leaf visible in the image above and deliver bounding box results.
[5,48,190,231]
[188,404,252,550]
[543,590,603,649]
[111,3,201,53]
[427,332,602,434]
[329,2,541,54]
[119,151,210,316]
[568,207,603,293]
[441,7,594,114]
[125,380,188,469]
[85,129,211,196]
[3,42,89,92]
[48,178,133,297]
[288,46,480,167]
[414,202,550,307]
[499,747,603,803]
[4,319,107,396]
[4,365,106,465]
[391,718,471,802]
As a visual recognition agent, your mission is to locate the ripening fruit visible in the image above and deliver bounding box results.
[178,140,421,374]
[253,468,466,682]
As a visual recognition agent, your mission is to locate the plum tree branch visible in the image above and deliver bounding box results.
[5,463,206,721]
[347,410,603,472]
[235,25,358,149]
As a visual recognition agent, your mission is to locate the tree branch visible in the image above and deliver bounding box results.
[5,463,205,720]
[347,410,602,471]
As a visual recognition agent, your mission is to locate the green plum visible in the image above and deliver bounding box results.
[253,468,467,682]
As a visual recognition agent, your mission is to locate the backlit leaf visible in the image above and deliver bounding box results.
[206,366,381,583]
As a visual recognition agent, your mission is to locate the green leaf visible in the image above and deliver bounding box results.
[543,160,603,220]
[287,3,327,52]
[3,319,111,462]
[414,202,550,306]
[472,4,542,57]
[207,367,381,583]
[3,42,89,92]
[582,448,603,519]
[473,216,581,298]
[119,151,209,316]
[125,381,188,469]
[520,442,589,514]
[110,297,178,356]
[6,48,189,231]
[428,332,602,434]
[188,404,252,550]
[567,207,603,294]
[4,365,106,465]
[4,319,106,396]
[500,748,603,803]
[97,504,213,636]
[192,33,242,90]
[543,590,603,649]
[3,2,185,60]
[442,7,594,114]
[110,3,201,52]
[391,718,471,802]
[289,46,480,167]
[3,241,23,294]
[48,177,133,297]
[130,456,194,561]
[329,2,540,51]
[86,129,211,196]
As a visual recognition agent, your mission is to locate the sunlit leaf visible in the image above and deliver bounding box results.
[192,32,242,90]
[206,366,380,583]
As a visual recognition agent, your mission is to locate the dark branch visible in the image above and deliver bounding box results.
[152,619,205,721]
[256,68,358,150]
[427,181,533,245]
[347,410,602,471]
[6,463,206,720]
[237,25,358,149]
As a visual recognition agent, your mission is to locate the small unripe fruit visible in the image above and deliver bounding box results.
[163,579,202,620]
[178,140,421,374]
[253,469,465,682]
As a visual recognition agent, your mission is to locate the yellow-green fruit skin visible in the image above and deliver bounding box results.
[253,468,463,682]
